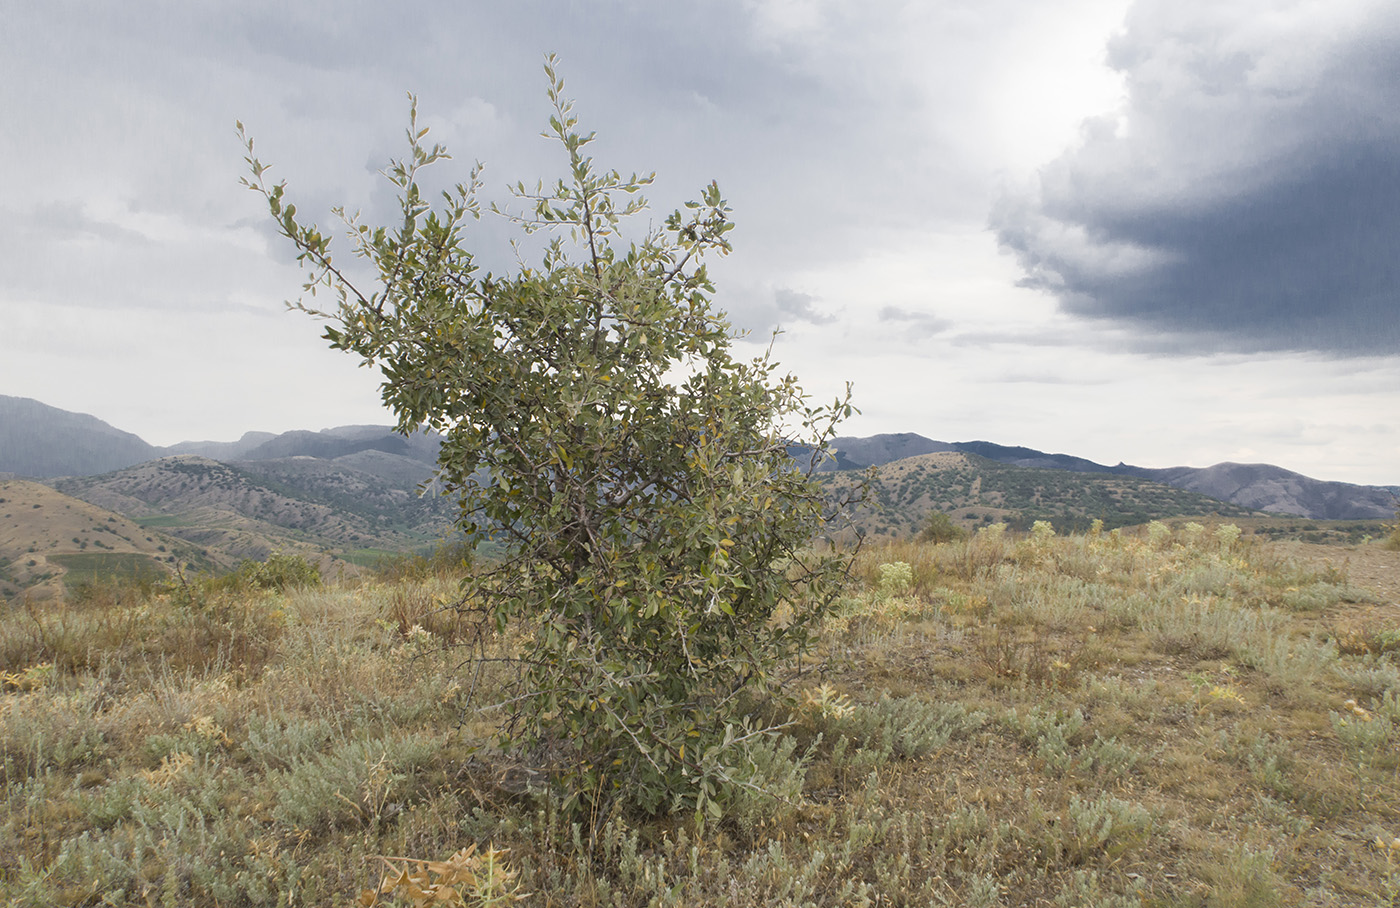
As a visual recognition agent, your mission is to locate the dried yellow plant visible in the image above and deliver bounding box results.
[359,844,525,907]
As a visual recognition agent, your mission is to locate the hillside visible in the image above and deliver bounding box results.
[230,452,450,526]
[163,430,277,461]
[0,396,159,478]
[1140,461,1399,520]
[954,442,1397,520]
[49,455,454,569]
[825,451,1261,538]
[949,439,1141,476]
[0,480,203,599]
[829,433,1395,520]
[829,435,1136,474]
[828,433,956,469]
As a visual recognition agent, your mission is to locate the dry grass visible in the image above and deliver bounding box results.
[2,525,1399,906]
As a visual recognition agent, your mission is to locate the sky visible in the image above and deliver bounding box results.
[2,0,1398,486]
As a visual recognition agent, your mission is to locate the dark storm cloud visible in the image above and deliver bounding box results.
[992,0,1400,356]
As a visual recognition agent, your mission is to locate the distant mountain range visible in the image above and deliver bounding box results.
[1,396,1395,577]
[0,397,460,593]
[0,396,445,478]
[822,450,1263,539]
[828,433,1398,521]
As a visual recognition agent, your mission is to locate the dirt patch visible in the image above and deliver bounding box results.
[1270,542,1400,651]
[1274,541,1400,606]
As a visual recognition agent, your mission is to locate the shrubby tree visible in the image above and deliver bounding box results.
[918,511,968,545]
[240,58,857,817]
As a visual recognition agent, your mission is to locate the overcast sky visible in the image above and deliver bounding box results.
[3,0,1397,485]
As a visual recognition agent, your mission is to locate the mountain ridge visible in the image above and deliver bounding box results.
[3,398,1393,521]
[821,450,1265,539]
[831,433,1396,520]
[0,396,161,478]
[0,396,442,479]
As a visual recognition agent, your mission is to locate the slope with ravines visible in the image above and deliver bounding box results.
[229,454,456,562]
[824,451,1262,539]
[1138,460,1399,522]
[48,455,455,570]
[0,480,211,600]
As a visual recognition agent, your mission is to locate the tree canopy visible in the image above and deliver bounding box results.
[240,57,859,817]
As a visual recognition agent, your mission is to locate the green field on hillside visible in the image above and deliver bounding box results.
[48,552,168,588]
[135,515,189,528]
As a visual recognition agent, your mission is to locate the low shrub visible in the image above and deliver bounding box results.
[229,552,321,592]
[919,511,968,545]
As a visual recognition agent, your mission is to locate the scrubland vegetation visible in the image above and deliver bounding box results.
[3,522,1399,906]
[12,59,1383,907]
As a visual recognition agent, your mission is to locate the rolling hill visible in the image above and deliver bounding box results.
[0,480,208,599]
[822,451,1262,539]
[830,433,1396,520]
[48,455,455,571]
